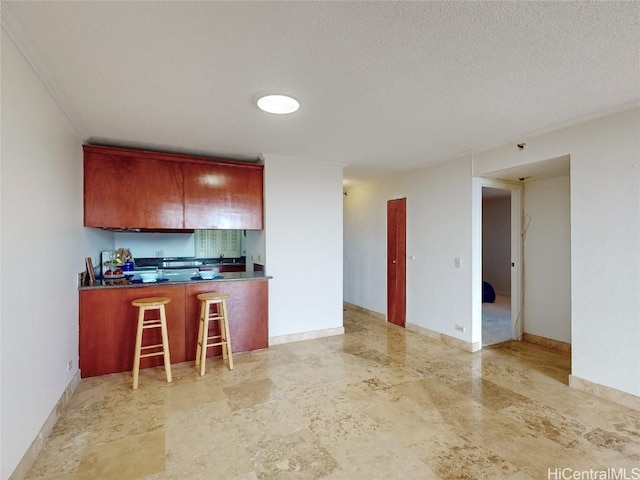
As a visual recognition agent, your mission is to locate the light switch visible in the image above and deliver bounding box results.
[454,257,461,268]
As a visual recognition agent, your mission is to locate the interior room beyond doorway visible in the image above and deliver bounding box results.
[482,187,513,346]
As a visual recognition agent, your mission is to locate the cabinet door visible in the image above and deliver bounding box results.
[184,280,268,361]
[84,151,184,229]
[217,264,246,273]
[79,285,186,378]
[183,163,263,229]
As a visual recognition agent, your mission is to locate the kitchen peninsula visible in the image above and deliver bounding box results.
[79,273,269,378]
[81,144,269,378]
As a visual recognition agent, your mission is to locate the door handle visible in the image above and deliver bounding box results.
[392,260,396,264]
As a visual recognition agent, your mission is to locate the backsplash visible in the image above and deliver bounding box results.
[112,230,246,260]
[113,232,196,258]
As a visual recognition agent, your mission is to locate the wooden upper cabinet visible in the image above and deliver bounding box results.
[183,162,264,230]
[83,145,264,230]
[84,147,184,229]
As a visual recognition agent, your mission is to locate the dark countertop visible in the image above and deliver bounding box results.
[79,271,270,290]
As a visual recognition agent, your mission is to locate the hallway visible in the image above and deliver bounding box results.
[25,306,640,479]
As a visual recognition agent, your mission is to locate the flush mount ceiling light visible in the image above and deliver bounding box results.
[256,94,300,114]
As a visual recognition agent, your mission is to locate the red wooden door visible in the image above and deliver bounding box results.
[387,198,406,327]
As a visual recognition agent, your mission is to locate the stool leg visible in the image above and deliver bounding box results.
[132,306,146,389]
[159,305,172,383]
[221,299,233,370]
[199,302,210,376]
[195,300,205,367]
[218,303,228,363]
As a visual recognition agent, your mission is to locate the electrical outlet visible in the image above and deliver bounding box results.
[155,249,163,258]
[66,360,73,372]
[455,324,465,333]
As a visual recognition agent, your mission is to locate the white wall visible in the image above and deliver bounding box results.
[1,28,113,478]
[343,180,395,316]
[523,176,571,343]
[344,156,474,343]
[474,107,640,397]
[482,195,511,294]
[263,154,344,339]
[345,108,639,397]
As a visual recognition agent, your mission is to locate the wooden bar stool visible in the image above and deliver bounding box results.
[195,293,233,375]
[131,296,172,389]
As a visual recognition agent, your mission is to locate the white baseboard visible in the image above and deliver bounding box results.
[343,302,386,322]
[269,326,345,346]
[406,322,481,352]
[523,332,571,353]
[569,375,640,411]
[343,302,479,353]
[10,371,81,480]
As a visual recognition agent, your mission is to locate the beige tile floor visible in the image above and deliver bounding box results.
[26,307,640,480]
[482,294,512,346]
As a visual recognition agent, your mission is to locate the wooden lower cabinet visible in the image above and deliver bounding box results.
[217,264,245,273]
[184,280,268,361]
[79,284,185,378]
[79,279,268,378]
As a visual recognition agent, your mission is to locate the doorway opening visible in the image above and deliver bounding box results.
[472,155,571,359]
[482,187,514,346]
[471,177,523,350]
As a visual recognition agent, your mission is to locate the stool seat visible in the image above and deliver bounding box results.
[195,293,233,375]
[196,292,229,302]
[131,296,172,389]
[132,297,171,307]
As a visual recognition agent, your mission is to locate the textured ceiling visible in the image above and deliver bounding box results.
[2,1,639,185]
